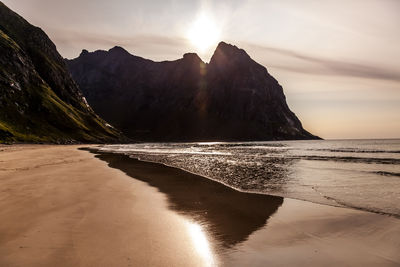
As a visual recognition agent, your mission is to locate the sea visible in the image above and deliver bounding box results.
[96,139,400,217]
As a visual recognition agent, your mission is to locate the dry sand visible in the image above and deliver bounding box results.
[0,145,399,266]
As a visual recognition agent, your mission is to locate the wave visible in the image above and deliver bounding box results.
[89,141,400,218]
[97,146,231,156]
[294,155,400,165]
[194,142,286,148]
[375,171,400,177]
[89,147,400,218]
[307,148,400,154]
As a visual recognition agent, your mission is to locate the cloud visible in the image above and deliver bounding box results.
[51,28,400,84]
[48,29,189,59]
[244,43,400,83]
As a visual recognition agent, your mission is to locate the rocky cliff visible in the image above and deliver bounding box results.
[0,2,123,143]
[67,42,319,141]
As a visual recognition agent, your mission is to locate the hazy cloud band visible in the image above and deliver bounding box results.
[245,43,400,83]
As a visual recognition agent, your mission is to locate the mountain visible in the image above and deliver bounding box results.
[67,43,319,141]
[0,2,123,143]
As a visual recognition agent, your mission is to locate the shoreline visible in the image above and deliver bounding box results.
[1,145,399,266]
[87,146,400,219]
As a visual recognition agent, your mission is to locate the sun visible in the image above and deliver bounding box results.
[187,14,220,53]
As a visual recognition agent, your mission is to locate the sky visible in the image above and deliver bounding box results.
[3,0,400,139]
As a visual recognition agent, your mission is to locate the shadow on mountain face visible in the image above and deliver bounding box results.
[68,42,320,142]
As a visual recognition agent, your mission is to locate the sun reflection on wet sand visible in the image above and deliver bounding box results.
[187,221,216,267]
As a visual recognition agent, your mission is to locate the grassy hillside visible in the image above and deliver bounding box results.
[0,2,123,143]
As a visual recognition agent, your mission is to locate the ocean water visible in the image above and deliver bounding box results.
[96,139,400,217]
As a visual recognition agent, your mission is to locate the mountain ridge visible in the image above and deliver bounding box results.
[0,1,124,143]
[67,42,319,141]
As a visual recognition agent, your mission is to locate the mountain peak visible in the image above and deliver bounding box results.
[210,42,252,69]
[68,41,319,141]
[214,42,247,55]
[183,53,204,63]
[108,46,129,55]
[216,41,238,50]
[79,49,89,57]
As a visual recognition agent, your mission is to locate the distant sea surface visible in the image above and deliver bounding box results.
[97,139,400,217]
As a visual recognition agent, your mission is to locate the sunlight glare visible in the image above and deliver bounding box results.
[187,221,215,266]
[187,14,221,53]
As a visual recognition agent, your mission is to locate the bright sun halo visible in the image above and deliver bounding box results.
[187,14,220,53]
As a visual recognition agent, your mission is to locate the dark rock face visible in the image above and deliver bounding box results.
[67,42,319,141]
[0,2,122,143]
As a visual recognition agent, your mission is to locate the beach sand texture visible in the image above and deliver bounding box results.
[0,145,399,266]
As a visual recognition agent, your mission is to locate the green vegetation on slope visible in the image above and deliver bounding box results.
[0,2,123,143]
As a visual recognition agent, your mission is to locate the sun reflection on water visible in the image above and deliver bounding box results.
[187,221,216,266]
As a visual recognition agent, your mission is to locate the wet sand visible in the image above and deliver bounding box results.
[0,145,399,266]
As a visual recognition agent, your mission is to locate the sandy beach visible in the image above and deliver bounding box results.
[0,145,399,266]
